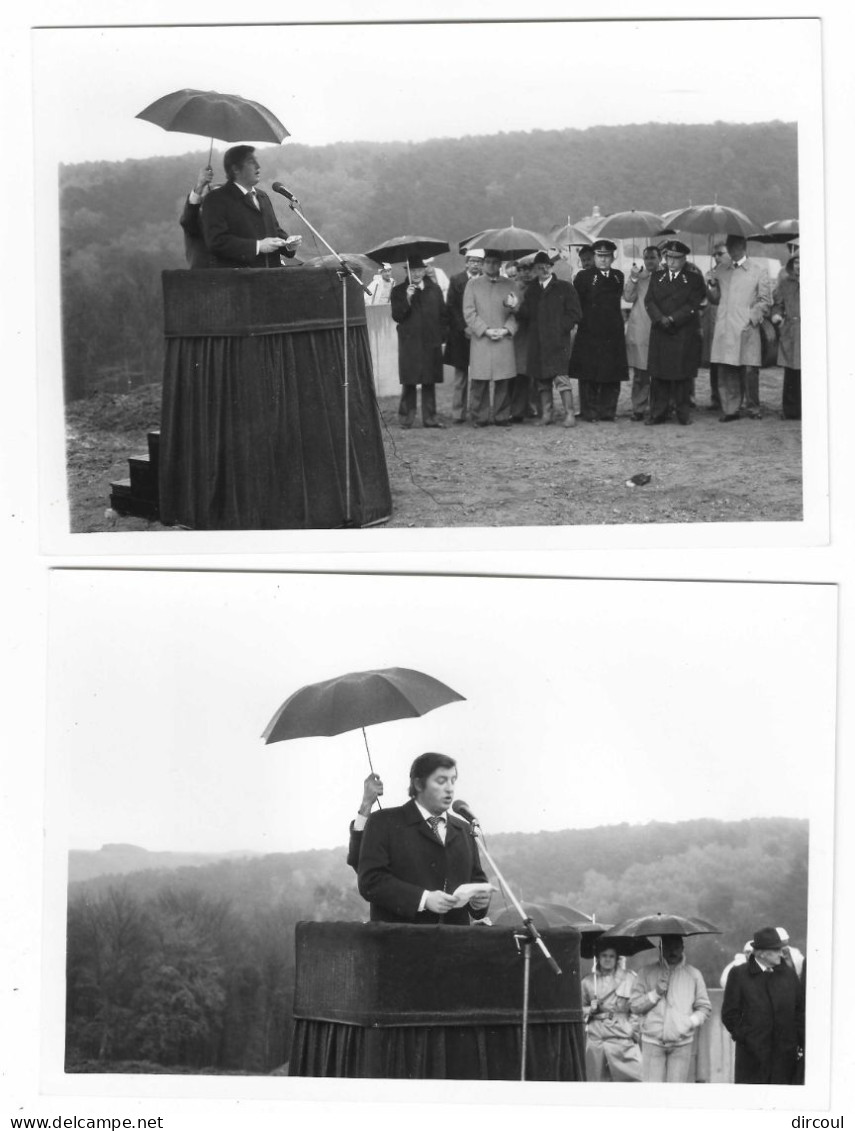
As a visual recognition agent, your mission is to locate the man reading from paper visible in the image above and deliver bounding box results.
[357,753,493,924]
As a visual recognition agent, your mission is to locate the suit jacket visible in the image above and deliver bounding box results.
[390,279,448,385]
[179,194,217,269]
[722,956,804,1084]
[347,819,362,872]
[200,181,296,268]
[357,799,488,924]
[443,270,475,368]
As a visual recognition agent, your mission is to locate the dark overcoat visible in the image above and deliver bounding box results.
[568,268,628,382]
[391,278,448,385]
[518,276,582,380]
[722,956,805,1084]
[179,195,217,269]
[357,799,488,924]
[443,270,474,369]
[200,181,296,268]
[644,265,707,381]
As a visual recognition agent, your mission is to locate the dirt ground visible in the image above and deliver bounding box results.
[66,368,802,533]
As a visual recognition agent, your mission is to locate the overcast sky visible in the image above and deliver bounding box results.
[48,571,836,856]
[32,19,816,166]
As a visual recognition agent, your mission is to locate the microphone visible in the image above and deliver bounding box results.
[452,800,480,827]
[271,181,300,204]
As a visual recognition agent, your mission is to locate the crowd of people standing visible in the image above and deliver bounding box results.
[369,236,801,430]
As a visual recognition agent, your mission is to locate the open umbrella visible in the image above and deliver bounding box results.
[136,88,290,166]
[589,210,666,240]
[549,219,593,247]
[578,924,655,960]
[490,901,593,929]
[303,252,378,278]
[365,235,451,266]
[748,219,799,244]
[465,224,550,259]
[660,204,762,238]
[262,666,466,781]
[459,230,491,254]
[601,913,721,939]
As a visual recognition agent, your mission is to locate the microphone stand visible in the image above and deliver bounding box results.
[467,821,561,1081]
[283,197,371,527]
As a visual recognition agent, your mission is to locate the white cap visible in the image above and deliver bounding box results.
[465,248,485,260]
[380,262,392,270]
[776,927,790,943]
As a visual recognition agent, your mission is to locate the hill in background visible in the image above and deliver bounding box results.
[59,120,797,400]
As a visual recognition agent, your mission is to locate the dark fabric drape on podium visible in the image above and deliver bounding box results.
[158,269,391,530]
[288,922,586,1080]
[290,1018,585,1080]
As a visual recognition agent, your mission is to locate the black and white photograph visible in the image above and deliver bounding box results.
[32,17,827,550]
[41,571,835,1108]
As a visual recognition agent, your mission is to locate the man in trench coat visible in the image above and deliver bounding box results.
[390,257,449,429]
[443,250,484,422]
[708,234,773,421]
[569,239,629,422]
[722,925,805,1084]
[463,250,518,427]
[644,241,708,425]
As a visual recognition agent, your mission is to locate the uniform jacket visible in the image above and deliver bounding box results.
[463,274,518,382]
[772,271,801,369]
[357,799,488,924]
[569,268,629,383]
[518,276,582,380]
[200,181,296,268]
[709,257,773,366]
[722,956,804,1084]
[631,958,711,1047]
[644,264,707,382]
[390,278,448,385]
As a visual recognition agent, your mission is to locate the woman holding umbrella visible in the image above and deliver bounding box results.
[581,941,643,1082]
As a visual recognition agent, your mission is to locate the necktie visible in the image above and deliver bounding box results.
[427,816,444,843]
[248,189,260,210]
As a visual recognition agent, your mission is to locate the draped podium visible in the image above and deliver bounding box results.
[289,922,585,1080]
[159,268,392,529]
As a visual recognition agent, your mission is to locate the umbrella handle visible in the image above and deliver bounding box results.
[208,137,213,168]
[362,727,381,808]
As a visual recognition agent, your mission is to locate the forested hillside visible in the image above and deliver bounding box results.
[65,816,808,1074]
[59,121,797,400]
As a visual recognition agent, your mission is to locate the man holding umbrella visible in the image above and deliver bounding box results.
[517,251,583,426]
[630,935,711,1082]
[390,257,449,429]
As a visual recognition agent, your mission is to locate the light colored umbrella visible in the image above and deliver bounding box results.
[465,224,550,258]
[660,203,762,238]
[748,219,800,244]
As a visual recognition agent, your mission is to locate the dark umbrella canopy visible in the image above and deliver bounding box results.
[465,225,550,258]
[303,252,378,278]
[748,219,800,244]
[490,901,593,929]
[660,204,761,238]
[365,235,451,265]
[601,913,721,939]
[262,667,465,743]
[579,925,655,960]
[136,88,290,144]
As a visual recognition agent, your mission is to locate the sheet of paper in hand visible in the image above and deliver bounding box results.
[450,883,496,908]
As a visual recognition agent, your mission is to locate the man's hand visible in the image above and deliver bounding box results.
[468,888,492,911]
[259,237,289,255]
[424,891,458,914]
[771,314,783,325]
[358,773,383,817]
[406,284,418,300]
[284,235,303,249]
[193,166,213,196]
[655,972,670,996]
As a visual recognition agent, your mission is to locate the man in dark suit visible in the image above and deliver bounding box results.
[179,165,218,268]
[357,753,492,924]
[444,250,484,422]
[347,772,384,871]
[722,925,805,1084]
[201,145,302,268]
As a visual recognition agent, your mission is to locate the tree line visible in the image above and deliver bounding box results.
[65,816,807,1074]
[59,121,797,401]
